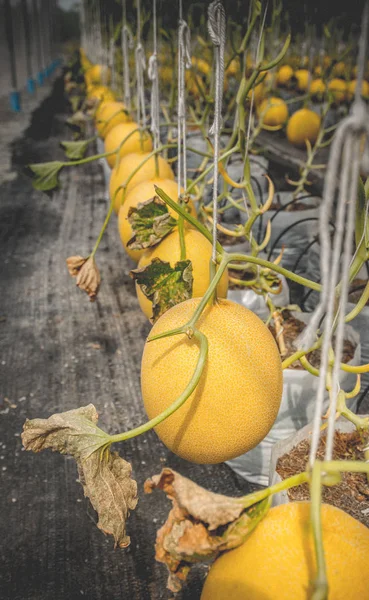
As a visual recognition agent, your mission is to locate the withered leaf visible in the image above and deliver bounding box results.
[130,258,193,322]
[127,196,177,250]
[66,255,87,277]
[144,468,271,593]
[66,255,101,301]
[22,404,138,548]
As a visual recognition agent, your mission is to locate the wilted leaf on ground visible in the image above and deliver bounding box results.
[144,468,271,592]
[127,196,176,250]
[131,258,193,322]
[22,405,138,548]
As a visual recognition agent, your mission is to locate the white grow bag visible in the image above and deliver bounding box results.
[226,312,361,486]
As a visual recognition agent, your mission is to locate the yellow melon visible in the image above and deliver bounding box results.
[276,65,294,86]
[286,108,321,148]
[258,97,288,127]
[95,102,131,139]
[141,297,282,462]
[328,78,347,104]
[201,502,369,600]
[104,123,152,169]
[110,153,175,213]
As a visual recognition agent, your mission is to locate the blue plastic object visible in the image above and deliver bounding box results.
[10,90,21,112]
[37,71,44,85]
[27,77,35,94]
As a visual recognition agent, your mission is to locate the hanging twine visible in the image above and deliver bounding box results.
[177,9,192,196]
[135,0,147,128]
[148,0,160,149]
[305,2,369,465]
[207,0,226,262]
[122,0,134,109]
[109,17,116,90]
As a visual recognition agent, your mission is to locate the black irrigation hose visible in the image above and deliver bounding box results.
[268,193,319,224]
[356,382,369,413]
[267,218,320,261]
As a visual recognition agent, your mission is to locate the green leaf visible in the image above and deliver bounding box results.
[28,161,64,192]
[131,257,193,322]
[60,139,92,160]
[70,95,83,113]
[22,404,138,548]
[127,197,177,251]
[355,177,369,259]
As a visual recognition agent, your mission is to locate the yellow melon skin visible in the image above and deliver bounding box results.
[276,65,294,86]
[201,502,369,600]
[110,153,175,214]
[136,230,229,321]
[286,109,321,148]
[118,179,196,262]
[87,85,116,105]
[295,69,309,92]
[104,123,153,169]
[310,78,326,99]
[85,64,111,86]
[258,97,288,127]
[328,79,347,104]
[95,102,131,139]
[347,79,369,101]
[141,297,282,463]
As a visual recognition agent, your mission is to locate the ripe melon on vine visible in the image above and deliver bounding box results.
[201,502,369,600]
[141,297,282,463]
[276,65,294,86]
[104,123,153,169]
[86,85,116,105]
[110,153,175,213]
[118,179,196,262]
[258,97,288,127]
[95,101,131,139]
[286,108,321,148]
[328,78,347,104]
[84,64,111,86]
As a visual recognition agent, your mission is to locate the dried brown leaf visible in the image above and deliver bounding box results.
[66,255,101,301]
[22,405,138,548]
[144,468,270,592]
[66,255,87,277]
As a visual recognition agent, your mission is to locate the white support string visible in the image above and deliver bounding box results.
[177,2,192,197]
[122,0,133,109]
[148,0,160,149]
[207,0,226,263]
[135,0,147,128]
[109,16,116,90]
[304,1,369,466]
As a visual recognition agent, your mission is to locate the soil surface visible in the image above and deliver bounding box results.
[276,431,369,528]
[269,310,356,368]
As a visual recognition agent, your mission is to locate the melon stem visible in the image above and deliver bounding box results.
[108,329,208,444]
